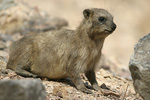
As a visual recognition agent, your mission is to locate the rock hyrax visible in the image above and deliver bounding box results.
[7,8,116,94]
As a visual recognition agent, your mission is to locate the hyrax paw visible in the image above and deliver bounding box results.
[93,84,101,91]
[79,87,93,94]
[24,74,38,78]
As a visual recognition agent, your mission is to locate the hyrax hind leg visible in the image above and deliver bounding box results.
[71,74,93,94]
[7,54,38,78]
[15,66,38,78]
[85,70,100,91]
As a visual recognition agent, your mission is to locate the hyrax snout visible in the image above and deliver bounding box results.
[7,8,116,94]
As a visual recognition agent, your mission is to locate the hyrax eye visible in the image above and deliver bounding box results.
[98,17,106,22]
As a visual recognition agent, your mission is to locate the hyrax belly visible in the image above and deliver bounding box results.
[31,64,68,79]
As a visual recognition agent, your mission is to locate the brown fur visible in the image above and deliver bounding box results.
[7,8,116,93]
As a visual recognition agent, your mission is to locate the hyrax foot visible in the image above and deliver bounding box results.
[15,68,38,78]
[85,70,100,91]
[71,75,93,94]
[79,85,93,94]
[92,83,101,91]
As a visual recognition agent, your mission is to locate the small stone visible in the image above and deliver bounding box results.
[0,51,9,58]
[101,89,120,97]
[57,91,63,98]
[100,83,110,90]
[0,41,6,50]
[0,56,7,69]
[3,77,10,79]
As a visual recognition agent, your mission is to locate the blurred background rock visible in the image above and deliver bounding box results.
[0,0,68,35]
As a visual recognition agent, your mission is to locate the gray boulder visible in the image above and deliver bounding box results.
[129,33,150,100]
[0,79,46,100]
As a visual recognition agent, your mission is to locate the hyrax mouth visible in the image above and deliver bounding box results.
[104,23,117,33]
[104,29,114,33]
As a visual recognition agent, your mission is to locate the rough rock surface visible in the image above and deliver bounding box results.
[129,33,150,100]
[0,79,46,100]
[0,0,68,35]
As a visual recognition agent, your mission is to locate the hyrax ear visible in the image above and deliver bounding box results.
[83,9,93,19]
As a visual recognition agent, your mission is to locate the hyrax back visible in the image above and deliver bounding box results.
[7,8,116,94]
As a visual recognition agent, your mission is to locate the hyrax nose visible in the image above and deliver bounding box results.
[111,23,117,31]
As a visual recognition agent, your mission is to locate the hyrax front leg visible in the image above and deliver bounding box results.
[85,70,100,91]
[71,74,93,94]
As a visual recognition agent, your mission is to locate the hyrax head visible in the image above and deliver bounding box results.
[83,8,116,39]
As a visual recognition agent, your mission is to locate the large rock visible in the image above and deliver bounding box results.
[129,33,150,100]
[0,79,46,100]
[0,0,68,35]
